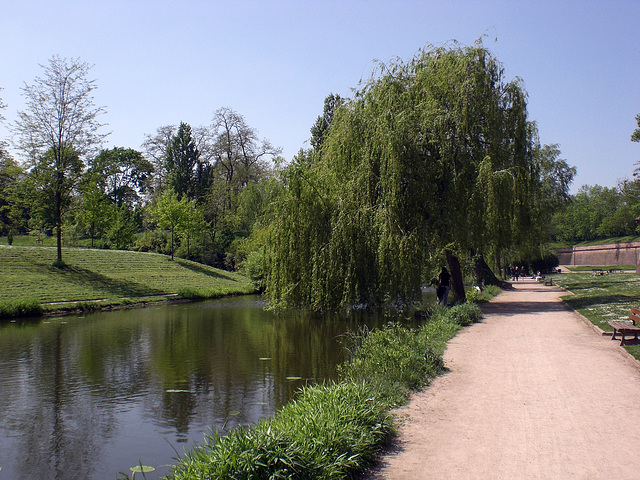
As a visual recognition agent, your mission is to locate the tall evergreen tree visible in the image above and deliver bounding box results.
[165,122,200,200]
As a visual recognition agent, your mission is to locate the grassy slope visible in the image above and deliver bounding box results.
[0,245,255,305]
[551,236,640,249]
[554,272,640,359]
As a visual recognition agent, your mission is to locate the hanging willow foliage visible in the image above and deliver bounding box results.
[266,41,540,311]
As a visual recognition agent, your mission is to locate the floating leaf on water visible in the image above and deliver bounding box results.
[228,410,240,416]
[259,357,271,361]
[130,465,155,473]
[286,376,302,381]
[165,389,195,393]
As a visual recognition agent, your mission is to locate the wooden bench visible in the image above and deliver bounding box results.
[608,308,640,345]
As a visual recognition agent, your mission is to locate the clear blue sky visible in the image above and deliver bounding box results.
[1,0,638,192]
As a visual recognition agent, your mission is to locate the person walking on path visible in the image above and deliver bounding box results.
[367,278,640,479]
[437,267,451,306]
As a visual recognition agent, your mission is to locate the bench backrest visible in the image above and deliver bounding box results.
[630,308,640,325]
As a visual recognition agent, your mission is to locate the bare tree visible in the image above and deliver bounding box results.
[211,107,281,189]
[0,87,6,123]
[0,87,8,158]
[142,124,175,193]
[13,56,108,265]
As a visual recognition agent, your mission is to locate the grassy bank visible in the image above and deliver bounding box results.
[0,245,255,318]
[564,265,636,272]
[553,271,640,359]
[165,301,486,479]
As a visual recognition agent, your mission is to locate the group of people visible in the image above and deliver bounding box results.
[505,265,527,281]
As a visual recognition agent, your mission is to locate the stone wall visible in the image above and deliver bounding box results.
[556,242,640,272]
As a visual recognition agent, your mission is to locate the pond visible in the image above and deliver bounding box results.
[0,295,423,479]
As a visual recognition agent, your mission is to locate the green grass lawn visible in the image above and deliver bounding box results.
[565,265,637,272]
[553,271,640,358]
[0,245,255,312]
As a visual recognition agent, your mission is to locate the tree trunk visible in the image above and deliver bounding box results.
[445,249,466,303]
[170,228,175,261]
[475,252,511,289]
[55,189,63,266]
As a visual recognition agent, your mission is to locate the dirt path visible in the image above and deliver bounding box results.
[366,279,640,479]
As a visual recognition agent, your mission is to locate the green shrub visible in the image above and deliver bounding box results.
[447,302,483,326]
[0,299,44,319]
[464,286,482,303]
[338,322,446,406]
[177,287,208,300]
[178,284,255,300]
[241,250,266,291]
[170,381,392,479]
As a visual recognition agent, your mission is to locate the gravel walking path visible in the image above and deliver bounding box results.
[366,279,640,479]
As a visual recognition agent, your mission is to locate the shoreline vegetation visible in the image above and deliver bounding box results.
[163,301,488,480]
[0,245,256,319]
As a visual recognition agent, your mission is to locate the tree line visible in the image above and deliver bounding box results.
[0,56,282,270]
[1,46,637,311]
[551,181,640,243]
[549,115,640,244]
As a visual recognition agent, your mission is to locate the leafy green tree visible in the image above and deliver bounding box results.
[26,146,84,251]
[632,114,640,143]
[176,200,206,259]
[13,56,108,265]
[0,155,26,240]
[536,144,576,210]
[143,124,213,196]
[531,143,576,242]
[88,147,153,207]
[266,42,540,310]
[77,171,110,246]
[153,189,189,260]
[551,184,640,243]
[106,204,139,250]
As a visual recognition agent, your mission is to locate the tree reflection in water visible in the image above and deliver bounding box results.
[0,296,407,479]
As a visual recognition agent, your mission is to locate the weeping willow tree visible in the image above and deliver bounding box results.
[266,41,541,311]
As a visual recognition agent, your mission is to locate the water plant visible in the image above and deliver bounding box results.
[129,464,155,479]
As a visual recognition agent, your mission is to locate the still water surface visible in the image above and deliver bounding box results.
[0,295,414,479]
